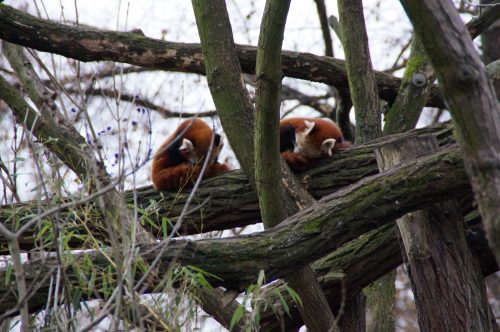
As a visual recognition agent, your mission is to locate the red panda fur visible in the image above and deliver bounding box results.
[151,119,229,190]
[279,117,351,172]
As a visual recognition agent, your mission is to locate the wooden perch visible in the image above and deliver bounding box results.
[0,121,454,251]
[0,142,491,316]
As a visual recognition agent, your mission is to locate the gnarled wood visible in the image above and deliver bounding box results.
[0,144,483,318]
[376,135,495,332]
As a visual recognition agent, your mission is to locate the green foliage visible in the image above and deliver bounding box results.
[3,263,12,286]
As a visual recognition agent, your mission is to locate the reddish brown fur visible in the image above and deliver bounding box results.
[280,117,351,172]
[281,150,314,172]
[151,119,229,190]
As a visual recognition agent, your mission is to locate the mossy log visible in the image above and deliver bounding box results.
[2,141,498,320]
[0,121,454,252]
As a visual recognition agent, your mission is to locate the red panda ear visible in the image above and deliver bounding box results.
[214,133,224,149]
[304,120,316,136]
[179,138,195,162]
[208,134,224,164]
[179,138,194,152]
[321,138,336,156]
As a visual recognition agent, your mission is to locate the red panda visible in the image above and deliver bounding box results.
[151,119,230,190]
[280,117,351,172]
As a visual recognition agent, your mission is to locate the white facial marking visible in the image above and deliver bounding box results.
[179,138,194,152]
[304,120,315,136]
[321,138,336,156]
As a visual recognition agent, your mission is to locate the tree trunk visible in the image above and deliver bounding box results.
[400,0,500,267]
[375,134,496,332]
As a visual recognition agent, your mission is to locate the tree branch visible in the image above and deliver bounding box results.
[0,4,443,108]
[0,121,457,251]
[338,0,381,143]
[400,0,500,265]
[0,143,484,317]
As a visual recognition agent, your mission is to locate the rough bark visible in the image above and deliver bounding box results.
[0,4,442,108]
[377,33,434,332]
[0,204,496,326]
[400,0,500,265]
[337,0,383,327]
[0,121,456,252]
[383,35,433,135]
[365,271,396,332]
[376,135,495,331]
[253,1,337,331]
[0,144,478,314]
[337,294,366,332]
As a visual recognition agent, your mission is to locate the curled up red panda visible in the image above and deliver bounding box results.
[280,117,352,172]
[151,119,230,190]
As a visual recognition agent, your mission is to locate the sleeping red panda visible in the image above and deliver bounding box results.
[151,119,230,190]
[280,117,352,172]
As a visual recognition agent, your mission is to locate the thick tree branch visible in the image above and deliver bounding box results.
[255,0,293,227]
[254,2,337,330]
[0,143,482,316]
[400,0,500,264]
[338,0,381,143]
[377,135,494,331]
[0,4,442,108]
[1,5,497,114]
[0,121,457,251]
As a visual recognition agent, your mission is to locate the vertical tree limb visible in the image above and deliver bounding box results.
[338,0,381,143]
[375,135,495,331]
[400,0,500,265]
[383,35,434,135]
[337,0,384,329]
[191,0,256,184]
[255,0,292,226]
[255,0,339,329]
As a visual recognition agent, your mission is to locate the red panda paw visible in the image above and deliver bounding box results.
[281,151,314,172]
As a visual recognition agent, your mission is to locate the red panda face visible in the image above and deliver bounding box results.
[179,138,196,163]
[295,120,337,158]
[179,132,223,165]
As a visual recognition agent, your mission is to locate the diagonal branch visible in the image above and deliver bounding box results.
[0,144,480,316]
[0,120,456,252]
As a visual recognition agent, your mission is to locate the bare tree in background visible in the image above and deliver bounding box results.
[0,1,499,331]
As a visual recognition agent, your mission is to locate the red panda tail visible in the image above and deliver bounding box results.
[152,162,230,191]
[204,163,230,177]
[152,163,197,191]
[281,150,315,172]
